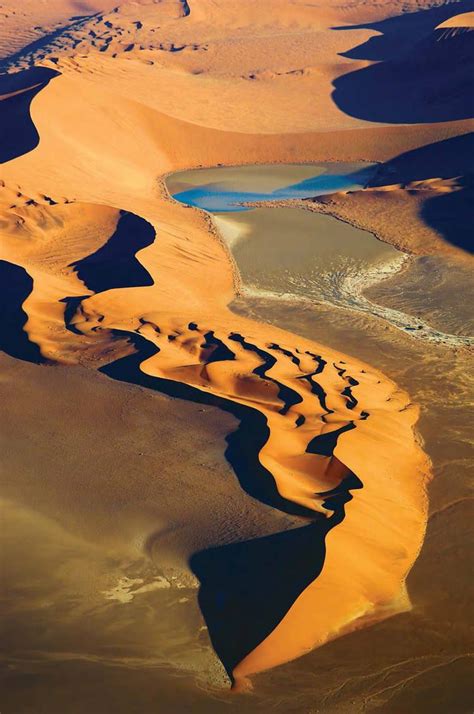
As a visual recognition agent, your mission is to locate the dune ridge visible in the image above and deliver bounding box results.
[6,205,430,686]
[0,130,430,690]
[5,0,469,692]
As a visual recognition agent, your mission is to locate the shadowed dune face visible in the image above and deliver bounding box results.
[190,463,362,681]
[70,210,156,292]
[0,67,59,163]
[332,5,474,123]
[62,211,156,338]
[370,132,474,254]
[370,132,474,186]
[191,519,335,680]
[0,198,145,363]
[422,173,474,254]
[0,0,448,699]
[0,260,44,363]
[0,174,429,684]
[334,3,474,61]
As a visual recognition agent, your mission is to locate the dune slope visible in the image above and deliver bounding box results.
[0,67,431,688]
[3,0,470,693]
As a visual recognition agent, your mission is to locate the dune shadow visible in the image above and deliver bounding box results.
[0,260,44,363]
[369,132,474,254]
[69,211,156,293]
[99,331,327,519]
[334,3,474,61]
[99,330,363,678]
[63,211,156,335]
[422,174,474,254]
[190,471,362,680]
[191,518,331,678]
[332,3,474,123]
[0,67,59,163]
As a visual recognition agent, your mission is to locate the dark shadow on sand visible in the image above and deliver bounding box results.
[69,211,156,293]
[422,174,474,255]
[369,132,474,254]
[63,212,156,334]
[334,3,474,62]
[0,260,44,363]
[99,331,362,679]
[332,2,474,124]
[99,331,343,520]
[190,504,348,679]
[191,471,362,679]
[0,67,59,163]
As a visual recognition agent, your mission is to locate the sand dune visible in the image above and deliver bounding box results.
[0,198,430,686]
[0,68,430,685]
[298,131,474,259]
[0,0,119,66]
[0,0,470,703]
[437,10,474,29]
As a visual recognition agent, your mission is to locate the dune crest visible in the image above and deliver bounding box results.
[73,299,429,687]
[0,175,430,684]
[0,0,449,691]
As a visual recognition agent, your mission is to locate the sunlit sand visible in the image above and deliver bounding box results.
[0,1,472,712]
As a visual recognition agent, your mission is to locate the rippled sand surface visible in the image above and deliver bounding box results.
[1,0,473,710]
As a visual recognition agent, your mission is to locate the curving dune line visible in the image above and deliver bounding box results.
[2,198,429,690]
[77,304,430,689]
[0,193,430,688]
[0,67,432,689]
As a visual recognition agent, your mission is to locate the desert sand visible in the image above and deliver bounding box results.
[0,0,473,712]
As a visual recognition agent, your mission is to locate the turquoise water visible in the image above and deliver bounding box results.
[168,162,376,212]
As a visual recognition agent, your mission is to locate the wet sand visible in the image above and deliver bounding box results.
[214,207,398,297]
[169,165,473,347]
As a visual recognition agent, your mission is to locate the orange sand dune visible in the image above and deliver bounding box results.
[299,131,474,259]
[2,0,468,693]
[0,193,430,686]
[0,0,118,62]
[437,11,474,28]
[0,67,431,686]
